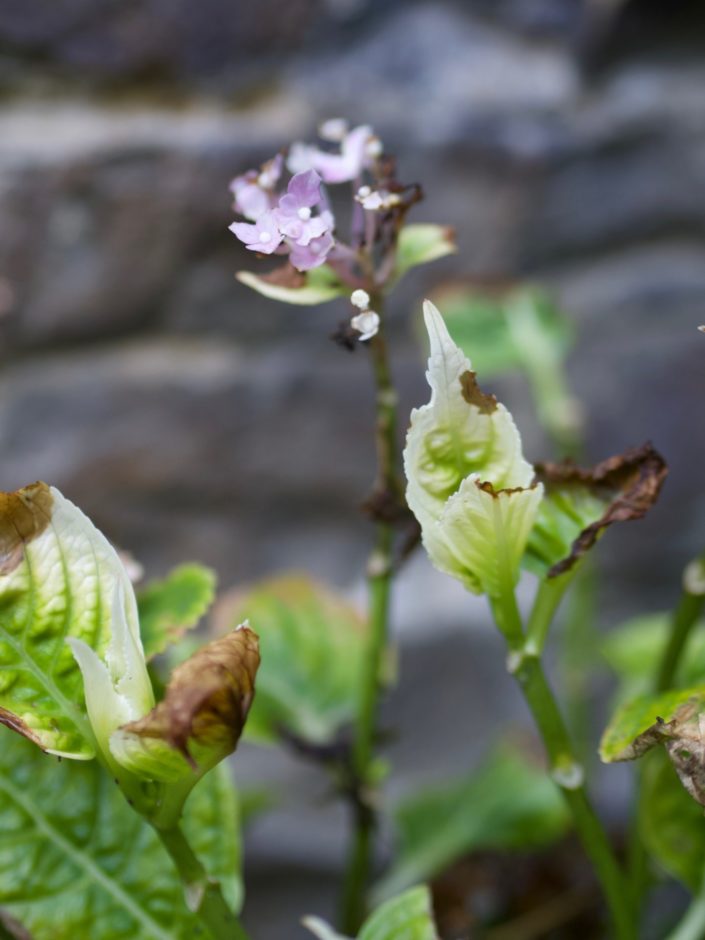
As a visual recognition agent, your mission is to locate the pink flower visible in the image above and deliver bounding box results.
[273,170,330,246]
[229,211,283,254]
[289,231,335,271]
[288,125,378,184]
[229,155,283,221]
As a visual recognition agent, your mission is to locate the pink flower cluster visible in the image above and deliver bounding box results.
[228,123,382,272]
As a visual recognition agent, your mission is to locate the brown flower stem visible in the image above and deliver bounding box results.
[340,303,401,934]
[490,589,635,940]
[157,825,250,940]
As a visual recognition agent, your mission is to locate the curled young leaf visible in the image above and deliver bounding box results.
[0,483,152,760]
[236,262,347,305]
[404,301,542,595]
[526,443,668,578]
[110,626,259,784]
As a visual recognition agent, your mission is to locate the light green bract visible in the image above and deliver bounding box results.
[303,886,438,940]
[404,301,542,596]
[0,482,152,761]
[236,263,347,305]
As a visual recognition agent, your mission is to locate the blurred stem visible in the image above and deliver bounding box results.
[340,301,401,933]
[524,571,575,656]
[156,825,249,940]
[490,589,634,940]
[666,867,705,940]
[655,554,705,693]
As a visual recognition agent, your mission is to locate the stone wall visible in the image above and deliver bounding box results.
[2,2,705,935]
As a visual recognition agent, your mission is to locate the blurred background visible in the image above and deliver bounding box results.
[1,0,705,936]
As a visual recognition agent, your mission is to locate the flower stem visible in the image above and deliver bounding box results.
[655,555,705,693]
[490,591,634,940]
[340,308,400,933]
[156,825,250,940]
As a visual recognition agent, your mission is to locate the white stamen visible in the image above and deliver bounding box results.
[297,206,312,221]
[357,185,371,198]
[366,137,383,158]
[351,289,370,310]
[351,310,380,342]
[259,231,271,243]
[699,325,705,333]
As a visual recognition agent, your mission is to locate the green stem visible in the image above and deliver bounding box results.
[655,565,705,693]
[666,868,705,940]
[340,306,400,933]
[156,825,250,940]
[490,594,634,940]
[524,572,575,656]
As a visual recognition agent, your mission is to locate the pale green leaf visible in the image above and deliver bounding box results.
[394,225,456,283]
[404,301,541,595]
[599,688,705,763]
[304,887,438,940]
[236,264,346,305]
[427,286,572,379]
[639,751,705,892]
[0,727,242,939]
[374,746,569,902]
[137,564,216,661]
[602,613,705,700]
[0,484,151,760]
[215,575,367,745]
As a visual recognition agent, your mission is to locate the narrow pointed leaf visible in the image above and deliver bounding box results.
[237,263,346,305]
[0,483,150,760]
[110,626,259,783]
[137,564,216,661]
[404,301,541,595]
[0,728,243,938]
[214,575,368,745]
[526,444,668,578]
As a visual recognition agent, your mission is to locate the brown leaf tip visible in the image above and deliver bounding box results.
[0,482,54,575]
[460,371,498,414]
[123,624,260,766]
[535,442,668,577]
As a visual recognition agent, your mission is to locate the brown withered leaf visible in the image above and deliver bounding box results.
[460,371,498,414]
[629,698,705,807]
[121,625,260,767]
[0,482,53,575]
[534,442,667,577]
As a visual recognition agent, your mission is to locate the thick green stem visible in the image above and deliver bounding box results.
[340,308,400,933]
[156,825,250,940]
[490,594,634,940]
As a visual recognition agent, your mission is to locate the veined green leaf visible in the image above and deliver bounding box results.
[236,263,346,305]
[137,564,216,661]
[214,574,367,745]
[0,483,151,760]
[393,225,456,284]
[0,728,242,939]
[374,745,569,902]
[404,301,541,595]
[304,886,438,940]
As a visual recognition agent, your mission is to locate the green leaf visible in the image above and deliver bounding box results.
[639,751,705,892]
[374,745,569,901]
[0,483,152,760]
[304,886,438,940]
[137,564,216,661]
[236,264,347,305]
[602,613,705,699]
[599,687,705,763]
[404,301,542,596]
[394,225,456,283]
[428,286,572,380]
[0,727,242,939]
[215,574,367,745]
